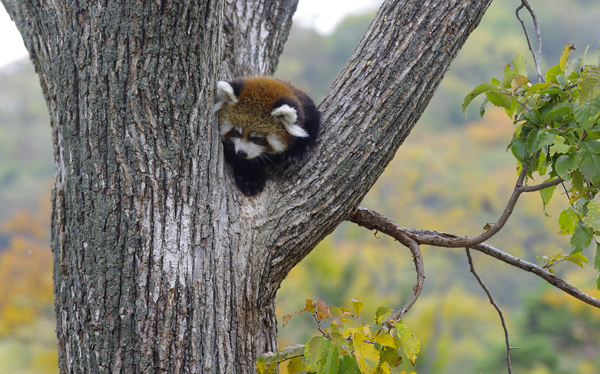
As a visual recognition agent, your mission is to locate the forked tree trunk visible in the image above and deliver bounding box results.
[1,0,492,372]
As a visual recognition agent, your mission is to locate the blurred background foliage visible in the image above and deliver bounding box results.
[1,0,600,372]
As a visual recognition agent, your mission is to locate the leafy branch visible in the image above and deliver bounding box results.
[257,299,420,374]
[462,43,600,287]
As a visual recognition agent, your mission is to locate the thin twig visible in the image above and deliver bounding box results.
[350,206,600,309]
[466,248,515,374]
[349,209,425,322]
[516,0,543,83]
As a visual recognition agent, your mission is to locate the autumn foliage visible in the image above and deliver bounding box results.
[0,198,57,373]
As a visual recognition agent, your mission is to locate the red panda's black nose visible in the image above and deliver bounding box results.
[237,150,248,159]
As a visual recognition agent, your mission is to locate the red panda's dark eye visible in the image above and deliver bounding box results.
[231,129,241,137]
[250,137,263,143]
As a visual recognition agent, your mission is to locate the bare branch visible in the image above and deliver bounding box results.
[349,208,425,321]
[518,177,564,193]
[350,206,600,309]
[516,0,544,83]
[466,248,515,374]
[411,165,562,249]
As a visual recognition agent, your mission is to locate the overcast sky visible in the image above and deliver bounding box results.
[0,1,381,68]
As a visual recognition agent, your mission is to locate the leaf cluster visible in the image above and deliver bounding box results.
[463,44,600,287]
[257,299,419,374]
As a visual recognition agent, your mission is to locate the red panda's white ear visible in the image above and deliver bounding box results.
[214,81,238,112]
[271,104,309,138]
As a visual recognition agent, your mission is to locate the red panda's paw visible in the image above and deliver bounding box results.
[285,148,308,165]
[235,173,266,196]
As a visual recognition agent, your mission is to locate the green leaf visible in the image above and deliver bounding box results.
[499,69,519,88]
[318,341,339,374]
[564,252,589,269]
[479,96,489,117]
[537,87,569,97]
[375,306,392,324]
[546,64,563,84]
[287,356,306,374]
[573,97,600,130]
[338,355,361,374]
[379,346,402,368]
[594,242,600,273]
[535,130,558,153]
[330,332,349,350]
[462,82,500,117]
[540,181,558,214]
[524,110,542,126]
[352,332,380,374]
[573,46,590,74]
[579,66,600,105]
[510,137,529,163]
[524,82,551,99]
[486,90,513,110]
[279,344,305,360]
[558,207,578,235]
[542,102,573,124]
[577,139,600,184]
[549,136,571,156]
[256,353,278,374]
[556,74,568,88]
[513,54,527,76]
[394,324,420,365]
[571,221,593,253]
[571,169,586,194]
[304,336,325,367]
[526,129,557,156]
[583,192,600,230]
[526,129,539,155]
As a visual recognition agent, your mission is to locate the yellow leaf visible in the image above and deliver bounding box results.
[511,75,530,92]
[394,324,420,365]
[560,43,576,73]
[352,299,364,316]
[374,334,396,348]
[353,332,380,374]
[379,363,392,374]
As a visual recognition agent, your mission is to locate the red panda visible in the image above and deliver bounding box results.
[215,77,321,196]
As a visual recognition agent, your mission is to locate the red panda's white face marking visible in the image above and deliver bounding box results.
[266,134,286,152]
[219,121,234,137]
[232,138,266,159]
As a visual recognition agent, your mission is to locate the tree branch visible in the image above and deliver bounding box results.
[516,0,543,83]
[265,0,495,297]
[466,248,514,374]
[221,0,299,77]
[349,206,600,309]
[407,165,563,249]
[349,208,425,321]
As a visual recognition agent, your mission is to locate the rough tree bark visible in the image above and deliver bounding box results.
[1,0,492,372]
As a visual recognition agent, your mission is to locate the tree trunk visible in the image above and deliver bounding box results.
[1,0,492,372]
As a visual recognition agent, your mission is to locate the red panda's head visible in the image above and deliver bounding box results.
[215,77,309,160]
